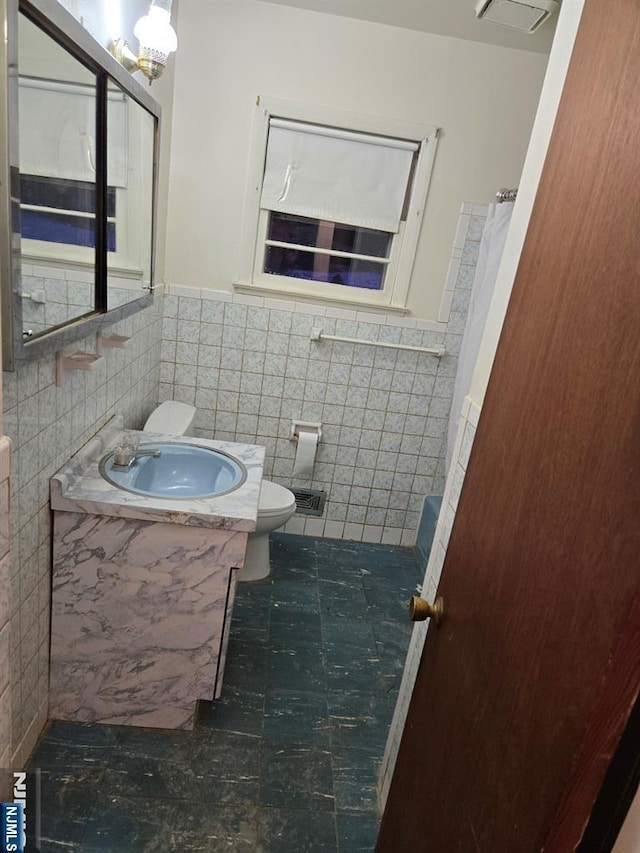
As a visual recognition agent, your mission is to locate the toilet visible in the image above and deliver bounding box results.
[143,401,296,582]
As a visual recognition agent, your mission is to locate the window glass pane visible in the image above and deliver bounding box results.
[268,212,391,258]
[265,246,385,290]
[21,172,117,249]
[269,212,317,248]
[21,176,116,220]
[332,224,391,258]
[21,209,116,251]
[107,188,116,220]
[21,209,95,247]
[327,256,385,289]
[106,221,116,252]
[22,175,91,214]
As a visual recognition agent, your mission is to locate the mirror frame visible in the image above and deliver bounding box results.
[0,0,161,371]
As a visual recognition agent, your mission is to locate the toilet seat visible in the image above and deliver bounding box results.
[144,400,196,435]
[259,480,296,518]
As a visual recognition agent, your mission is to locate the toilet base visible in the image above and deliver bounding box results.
[237,532,271,582]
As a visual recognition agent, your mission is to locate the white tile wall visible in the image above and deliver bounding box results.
[2,295,163,764]
[21,264,94,336]
[438,205,491,323]
[161,288,450,545]
[161,204,487,544]
[378,394,481,807]
[21,262,148,336]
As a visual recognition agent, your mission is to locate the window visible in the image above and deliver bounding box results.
[17,77,136,270]
[264,212,391,290]
[20,173,117,251]
[238,98,439,310]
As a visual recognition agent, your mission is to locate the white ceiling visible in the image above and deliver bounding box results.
[255,0,558,54]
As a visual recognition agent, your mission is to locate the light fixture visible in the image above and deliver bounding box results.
[110,0,177,85]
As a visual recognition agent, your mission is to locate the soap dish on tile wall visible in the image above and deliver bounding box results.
[55,350,102,386]
[96,332,130,355]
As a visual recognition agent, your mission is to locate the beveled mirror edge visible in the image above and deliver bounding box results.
[0,0,162,371]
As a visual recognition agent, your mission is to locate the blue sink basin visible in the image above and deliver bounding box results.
[99,442,247,499]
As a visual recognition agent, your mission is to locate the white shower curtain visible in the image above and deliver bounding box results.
[446,202,514,475]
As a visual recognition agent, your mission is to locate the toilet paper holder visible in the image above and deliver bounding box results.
[291,421,323,442]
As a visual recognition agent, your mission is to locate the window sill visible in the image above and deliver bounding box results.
[233,280,410,315]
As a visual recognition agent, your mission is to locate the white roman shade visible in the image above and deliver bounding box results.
[18,78,128,187]
[260,118,417,233]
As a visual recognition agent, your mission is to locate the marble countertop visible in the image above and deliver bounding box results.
[50,415,265,532]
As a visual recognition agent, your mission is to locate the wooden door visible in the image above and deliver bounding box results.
[377,0,640,850]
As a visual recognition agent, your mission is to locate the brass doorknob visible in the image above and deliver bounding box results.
[409,595,444,626]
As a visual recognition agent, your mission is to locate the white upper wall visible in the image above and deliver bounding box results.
[470,0,585,403]
[163,0,548,320]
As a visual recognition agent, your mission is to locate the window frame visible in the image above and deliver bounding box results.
[237,96,439,312]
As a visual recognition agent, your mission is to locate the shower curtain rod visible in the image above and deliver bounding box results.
[496,187,518,202]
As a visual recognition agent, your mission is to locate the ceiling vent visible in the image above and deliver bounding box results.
[475,0,559,33]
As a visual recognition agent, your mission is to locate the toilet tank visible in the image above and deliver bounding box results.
[144,401,196,435]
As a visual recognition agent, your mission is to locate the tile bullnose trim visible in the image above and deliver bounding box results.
[166,282,444,332]
[233,280,411,317]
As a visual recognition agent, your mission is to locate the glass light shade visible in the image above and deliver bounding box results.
[133,7,177,57]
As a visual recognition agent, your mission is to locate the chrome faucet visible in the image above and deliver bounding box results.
[112,444,162,469]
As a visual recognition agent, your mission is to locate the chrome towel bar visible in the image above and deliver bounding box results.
[310,327,444,357]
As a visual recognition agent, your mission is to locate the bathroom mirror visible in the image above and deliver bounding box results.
[0,0,161,370]
[18,10,98,335]
[107,84,155,311]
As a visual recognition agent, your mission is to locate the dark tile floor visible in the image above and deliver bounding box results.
[26,533,422,852]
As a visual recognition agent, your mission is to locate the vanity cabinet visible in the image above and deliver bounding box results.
[48,416,264,730]
[50,514,245,730]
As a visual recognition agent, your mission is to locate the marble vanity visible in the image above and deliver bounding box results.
[49,415,264,730]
